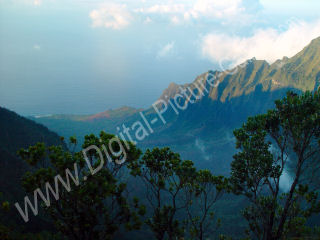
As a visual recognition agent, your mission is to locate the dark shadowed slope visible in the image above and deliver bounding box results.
[0,107,64,230]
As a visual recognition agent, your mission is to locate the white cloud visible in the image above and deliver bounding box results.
[201,19,320,66]
[33,44,41,50]
[190,0,244,19]
[89,4,132,30]
[33,0,41,6]
[157,42,175,58]
[144,16,152,24]
[87,0,260,29]
[134,0,249,24]
[171,16,181,25]
[135,4,185,14]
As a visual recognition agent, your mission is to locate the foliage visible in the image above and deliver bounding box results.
[129,147,227,240]
[17,132,145,240]
[230,91,320,239]
[128,147,193,239]
[184,169,229,240]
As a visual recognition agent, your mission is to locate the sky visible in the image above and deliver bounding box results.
[0,0,320,115]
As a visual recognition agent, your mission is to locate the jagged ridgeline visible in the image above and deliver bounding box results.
[159,36,320,102]
[31,36,320,172]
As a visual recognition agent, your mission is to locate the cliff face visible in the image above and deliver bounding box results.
[159,36,320,104]
[31,37,320,172]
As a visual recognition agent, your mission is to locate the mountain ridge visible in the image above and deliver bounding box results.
[34,106,142,122]
[32,36,320,121]
[30,36,320,171]
[0,107,65,230]
[159,36,320,104]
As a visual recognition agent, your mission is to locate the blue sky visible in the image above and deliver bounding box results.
[0,0,320,115]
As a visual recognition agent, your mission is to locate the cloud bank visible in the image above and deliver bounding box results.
[89,4,132,30]
[201,18,320,66]
[88,0,262,30]
[134,0,249,23]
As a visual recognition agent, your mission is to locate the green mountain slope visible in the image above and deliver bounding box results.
[32,36,320,172]
[29,106,141,147]
[161,36,320,104]
[0,107,64,230]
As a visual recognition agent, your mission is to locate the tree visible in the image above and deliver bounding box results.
[230,91,320,240]
[129,147,197,240]
[17,131,145,240]
[184,169,228,240]
[129,147,228,240]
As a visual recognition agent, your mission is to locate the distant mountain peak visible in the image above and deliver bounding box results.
[85,106,142,121]
[159,36,320,104]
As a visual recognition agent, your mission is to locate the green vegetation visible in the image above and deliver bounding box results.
[17,133,145,240]
[128,147,228,239]
[9,137,226,240]
[0,107,67,235]
[230,91,320,239]
[0,90,319,239]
